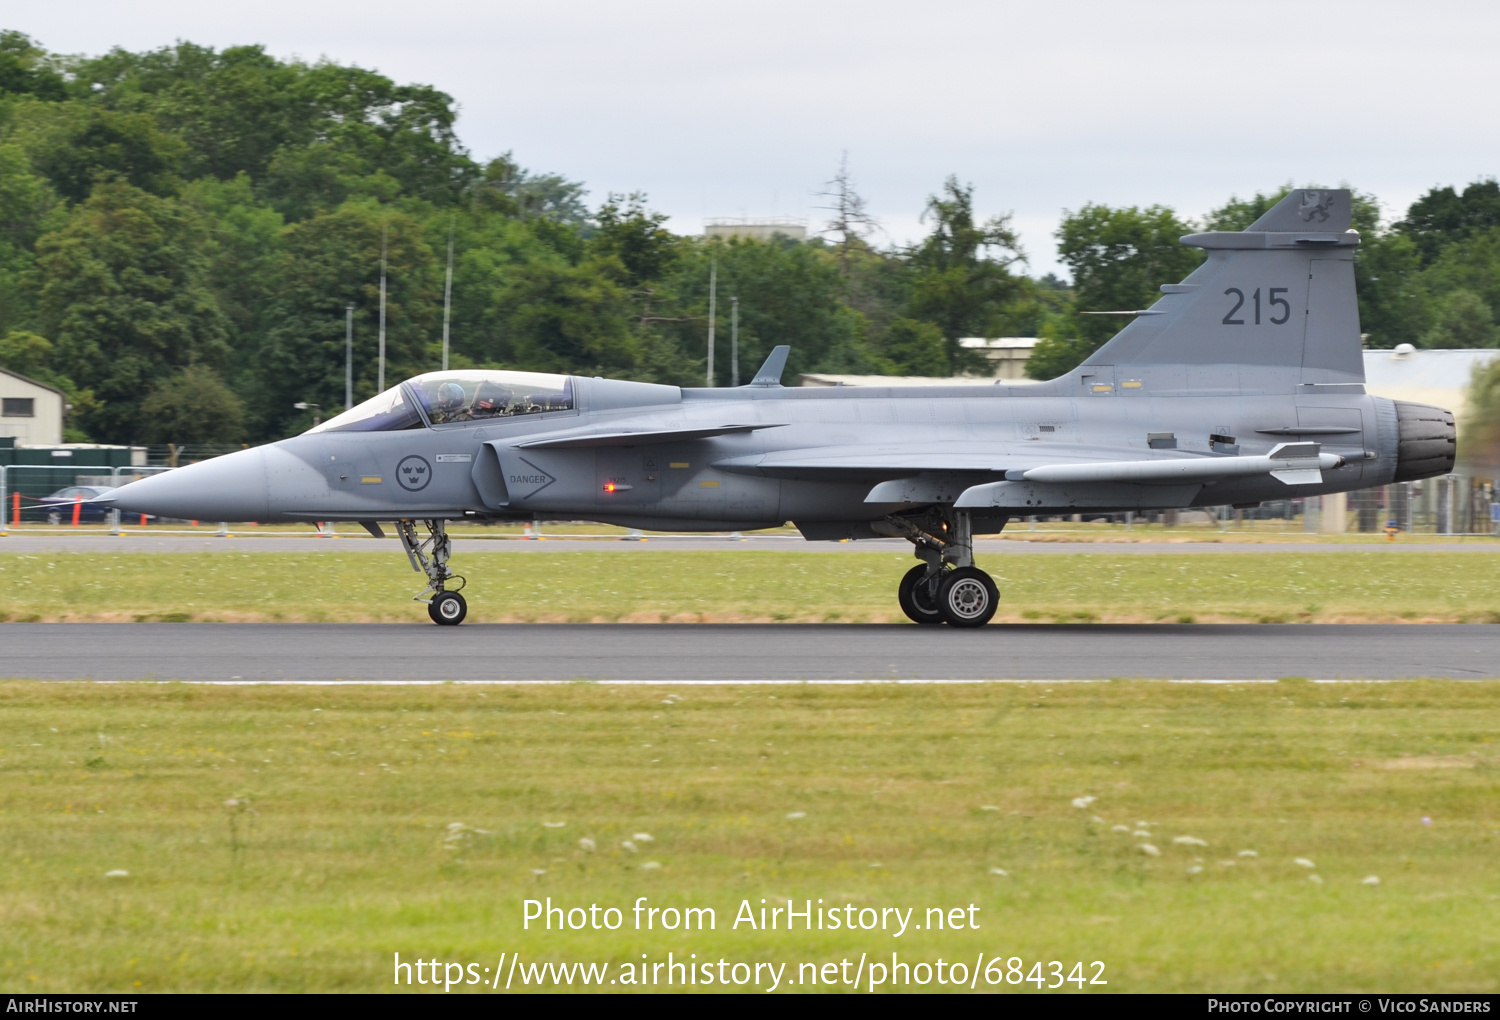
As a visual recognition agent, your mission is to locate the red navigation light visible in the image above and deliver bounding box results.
[603,482,617,493]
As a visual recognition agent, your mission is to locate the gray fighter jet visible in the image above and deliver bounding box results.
[106,189,1455,626]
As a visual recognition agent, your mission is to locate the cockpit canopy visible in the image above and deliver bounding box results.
[408,370,574,425]
[306,370,575,433]
[306,384,424,433]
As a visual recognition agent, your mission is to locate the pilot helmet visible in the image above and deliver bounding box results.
[436,382,466,410]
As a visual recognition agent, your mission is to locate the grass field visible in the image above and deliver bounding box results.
[0,549,1496,624]
[0,681,1496,993]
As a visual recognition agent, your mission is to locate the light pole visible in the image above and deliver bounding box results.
[345,303,354,411]
[442,215,455,371]
[730,296,739,386]
[293,401,322,427]
[706,247,717,386]
[378,224,388,392]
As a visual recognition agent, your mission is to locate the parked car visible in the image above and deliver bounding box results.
[39,485,117,524]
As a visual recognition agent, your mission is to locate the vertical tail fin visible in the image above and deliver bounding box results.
[1078,189,1363,392]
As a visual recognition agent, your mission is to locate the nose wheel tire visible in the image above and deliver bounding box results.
[936,567,998,628]
[428,591,468,626]
[898,564,946,625]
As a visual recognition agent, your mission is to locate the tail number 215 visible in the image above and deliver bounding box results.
[1223,287,1290,325]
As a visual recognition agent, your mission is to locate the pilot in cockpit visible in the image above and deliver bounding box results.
[431,381,468,423]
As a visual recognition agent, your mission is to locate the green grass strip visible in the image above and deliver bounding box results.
[0,550,1495,623]
[0,681,1496,991]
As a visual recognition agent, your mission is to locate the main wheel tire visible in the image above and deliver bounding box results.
[936,567,998,628]
[429,590,467,626]
[898,564,946,625]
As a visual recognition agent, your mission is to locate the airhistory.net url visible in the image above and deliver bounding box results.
[393,952,1108,992]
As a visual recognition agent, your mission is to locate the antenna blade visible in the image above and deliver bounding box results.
[750,345,790,386]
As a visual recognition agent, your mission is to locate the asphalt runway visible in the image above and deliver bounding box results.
[4,623,1496,682]
[2,534,1497,554]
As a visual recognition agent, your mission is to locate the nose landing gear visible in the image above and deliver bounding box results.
[882,509,999,628]
[397,519,468,625]
[428,590,468,625]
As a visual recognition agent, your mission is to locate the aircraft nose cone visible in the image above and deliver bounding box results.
[107,447,269,522]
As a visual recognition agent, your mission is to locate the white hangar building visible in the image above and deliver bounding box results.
[0,366,65,446]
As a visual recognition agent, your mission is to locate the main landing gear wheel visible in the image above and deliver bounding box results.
[428,590,467,626]
[936,567,998,628]
[898,564,946,625]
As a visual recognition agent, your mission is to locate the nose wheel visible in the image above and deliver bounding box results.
[428,590,468,625]
[397,519,469,626]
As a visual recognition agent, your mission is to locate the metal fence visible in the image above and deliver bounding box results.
[141,444,248,467]
[1064,475,1498,536]
[0,464,175,531]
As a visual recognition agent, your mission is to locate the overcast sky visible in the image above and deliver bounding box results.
[10,0,1500,277]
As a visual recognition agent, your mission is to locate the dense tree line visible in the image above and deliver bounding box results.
[0,32,1498,444]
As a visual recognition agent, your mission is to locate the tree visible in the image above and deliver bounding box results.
[494,256,637,375]
[1055,203,1202,325]
[875,318,947,375]
[592,193,679,288]
[585,192,703,381]
[34,179,230,442]
[1027,203,1201,379]
[1357,232,1430,348]
[0,328,52,377]
[138,364,246,443]
[180,173,286,357]
[0,143,63,336]
[257,202,438,437]
[1415,226,1500,337]
[16,104,187,203]
[816,152,880,279]
[1420,289,1498,349]
[0,31,68,101]
[249,62,476,218]
[474,154,591,229]
[668,236,867,384]
[71,43,304,183]
[1396,179,1500,265]
[434,204,582,369]
[1462,357,1500,469]
[906,176,1025,374]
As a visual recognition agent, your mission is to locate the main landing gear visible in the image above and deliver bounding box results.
[397,519,468,625]
[883,509,999,628]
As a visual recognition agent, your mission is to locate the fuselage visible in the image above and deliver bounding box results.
[105,369,1443,535]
